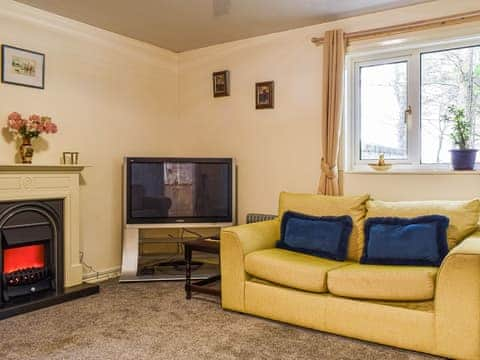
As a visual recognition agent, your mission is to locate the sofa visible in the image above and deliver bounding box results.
[220,192,480,359]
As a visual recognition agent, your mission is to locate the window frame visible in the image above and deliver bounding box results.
[347,38,480,171]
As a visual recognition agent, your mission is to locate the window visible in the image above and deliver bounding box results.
[421,46,480,163]
[350,41,480,168]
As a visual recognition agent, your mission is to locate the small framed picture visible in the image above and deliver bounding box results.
[1,45,45,89]
[255,81,274,109]
[212,70,230,97]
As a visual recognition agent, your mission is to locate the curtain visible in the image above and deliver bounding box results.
[317,29,345,196]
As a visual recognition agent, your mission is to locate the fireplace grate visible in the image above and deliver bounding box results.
[4,267,49,287]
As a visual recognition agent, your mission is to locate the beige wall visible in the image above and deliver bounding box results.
[178,29,324,223]
[2,0,480,276]
[0,0,179,275]
[178,0,480,223]
[344,173,480,201]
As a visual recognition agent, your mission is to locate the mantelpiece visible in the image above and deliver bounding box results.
[0,164,89,172]
[0,164,90,287]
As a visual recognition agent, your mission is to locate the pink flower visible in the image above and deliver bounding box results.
[7,112,24,131]
[29,114,41,122]
[6,112,58,137]
[7,113,25,131]
[8,112,21,121]
[8,119,20,131]
[42,117,58,134]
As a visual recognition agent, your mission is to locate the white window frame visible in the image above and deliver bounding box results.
[346,38,480,171]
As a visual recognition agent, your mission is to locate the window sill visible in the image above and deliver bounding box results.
[345,168,480,175]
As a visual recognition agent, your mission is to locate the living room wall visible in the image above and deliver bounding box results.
[0,0,180,278]
[2,0,480,278]
[178,0,480,223]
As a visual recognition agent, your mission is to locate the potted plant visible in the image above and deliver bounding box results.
[446,105,477,170]
[6,112,58,164]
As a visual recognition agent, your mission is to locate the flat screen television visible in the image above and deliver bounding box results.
[124,157,235,226]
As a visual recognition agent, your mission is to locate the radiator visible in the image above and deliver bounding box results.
[246,213,276,224]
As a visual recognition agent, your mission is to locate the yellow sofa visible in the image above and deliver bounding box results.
[220,192,480,359]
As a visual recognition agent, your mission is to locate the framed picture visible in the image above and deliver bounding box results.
[212,70,229,97]
[255,81,274,109]
[1,45,45,89]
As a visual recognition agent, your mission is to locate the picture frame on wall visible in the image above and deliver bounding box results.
[255,81,274,109]
[212,70,230,97]
[1,45,45,89]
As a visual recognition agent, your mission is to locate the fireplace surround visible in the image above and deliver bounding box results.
[0,164,98,319]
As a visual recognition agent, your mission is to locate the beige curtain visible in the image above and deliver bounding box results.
[317,29,345,196]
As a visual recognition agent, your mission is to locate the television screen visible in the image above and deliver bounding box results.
[125,158,233,224]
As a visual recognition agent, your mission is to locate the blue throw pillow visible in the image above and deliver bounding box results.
[361,215,449,266]
[277,211,353,261]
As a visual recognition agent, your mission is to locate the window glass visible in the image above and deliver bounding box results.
[359,61,408,160]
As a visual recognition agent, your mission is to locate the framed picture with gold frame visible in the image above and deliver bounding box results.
[1,45,45,89]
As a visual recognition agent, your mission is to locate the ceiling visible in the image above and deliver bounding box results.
[14,0,433,52]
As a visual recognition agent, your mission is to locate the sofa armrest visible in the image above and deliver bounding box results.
[220,220,280,312]
[435,231,480,359]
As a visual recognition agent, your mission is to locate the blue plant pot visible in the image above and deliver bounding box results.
[450,149,478,170]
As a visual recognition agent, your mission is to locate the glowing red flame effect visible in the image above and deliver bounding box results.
[3,244,45,274]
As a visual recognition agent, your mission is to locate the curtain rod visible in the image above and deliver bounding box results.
[311,10,480,45]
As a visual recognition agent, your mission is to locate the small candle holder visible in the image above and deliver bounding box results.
[62,152,79,165]
[71,152,79,164]
[63,152,72,165]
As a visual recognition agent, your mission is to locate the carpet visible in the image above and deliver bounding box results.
[0,280,443,360]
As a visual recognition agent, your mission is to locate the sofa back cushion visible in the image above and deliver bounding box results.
[366,199,480,249]
[278,192,370,261]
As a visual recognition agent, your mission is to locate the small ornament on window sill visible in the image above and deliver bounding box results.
[368,153,392,171]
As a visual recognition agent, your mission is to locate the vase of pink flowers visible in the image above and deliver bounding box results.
[7,112,58,164]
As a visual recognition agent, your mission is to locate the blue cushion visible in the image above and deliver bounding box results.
[361,215,449,266]
[277,211,353,261]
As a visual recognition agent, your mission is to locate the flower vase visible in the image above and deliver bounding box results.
[19,137,34,164]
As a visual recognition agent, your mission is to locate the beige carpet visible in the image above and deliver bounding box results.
[0,280,443,360]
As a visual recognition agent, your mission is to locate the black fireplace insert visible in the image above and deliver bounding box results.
[0,199,63,304]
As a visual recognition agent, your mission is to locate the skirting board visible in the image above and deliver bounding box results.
[83,266,121,283]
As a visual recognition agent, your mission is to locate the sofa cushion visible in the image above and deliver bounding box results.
[366,199,480,249]
[278,192,369,261]
[245,248,350,293]
[277,211,353,261]
[327,263,438,301]
[361,215,449,266]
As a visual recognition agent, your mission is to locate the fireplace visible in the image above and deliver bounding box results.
[0,199,63,304]
[0,164,99,320]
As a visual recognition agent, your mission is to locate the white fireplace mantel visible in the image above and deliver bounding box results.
[0,164,90,287]
[0,164,88,172]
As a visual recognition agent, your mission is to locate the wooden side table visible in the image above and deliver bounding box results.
[184,239,220,299]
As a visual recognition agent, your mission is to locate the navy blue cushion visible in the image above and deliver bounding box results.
[361,215,449,266]
[277,211,353,261]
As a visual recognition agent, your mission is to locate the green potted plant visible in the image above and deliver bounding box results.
[446,105,477,170]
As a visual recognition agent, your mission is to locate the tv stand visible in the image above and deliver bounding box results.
[119,224,225,282]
